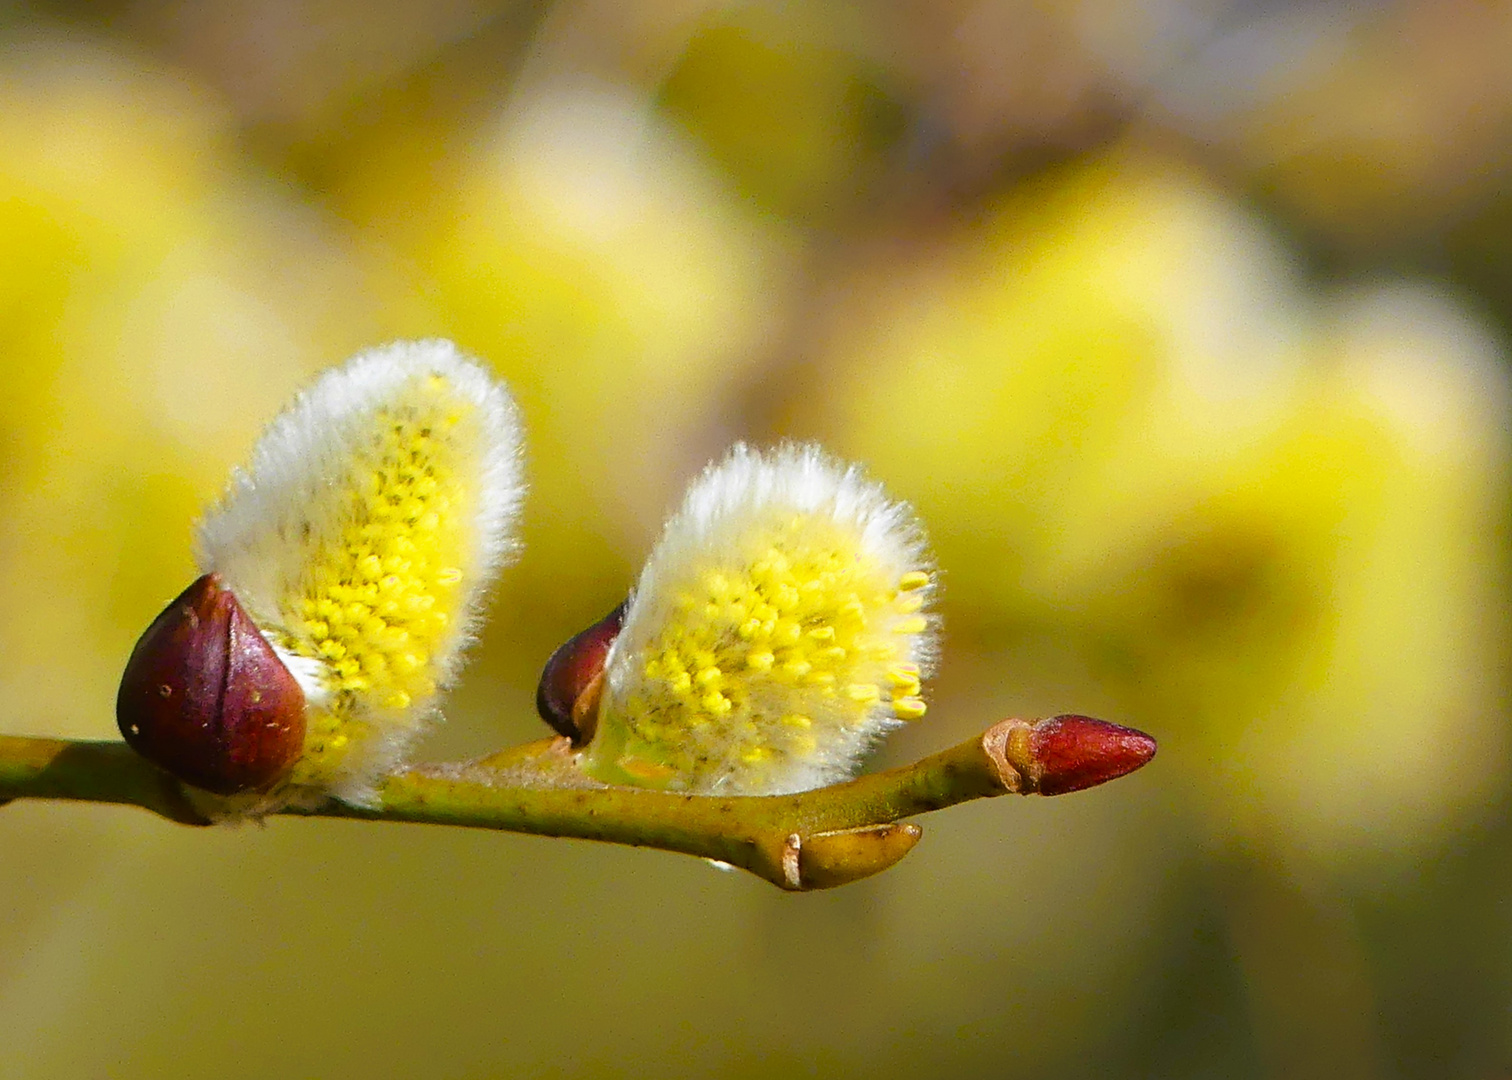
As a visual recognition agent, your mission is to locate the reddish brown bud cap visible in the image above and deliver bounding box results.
[1029,715,1157,796]
[117,573,306,795]
[536,602,625,745]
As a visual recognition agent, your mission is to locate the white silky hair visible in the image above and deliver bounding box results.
[607,442,939,791]
[194,338,525,732]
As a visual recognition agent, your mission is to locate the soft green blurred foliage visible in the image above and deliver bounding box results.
[2,3,1511,1078]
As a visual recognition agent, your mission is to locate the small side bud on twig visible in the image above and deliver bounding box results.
[536,602,625,745]
[984,714,1156,796]
[788,823,922,890]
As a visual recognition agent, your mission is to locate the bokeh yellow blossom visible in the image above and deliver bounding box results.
[798,150,1509,857]
[0,41,421,741]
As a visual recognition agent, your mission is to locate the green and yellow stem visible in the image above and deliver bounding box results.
[0,716,1153,891]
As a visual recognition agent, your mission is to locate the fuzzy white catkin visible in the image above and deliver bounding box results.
[586,442,939,794]
[196,340,526,807]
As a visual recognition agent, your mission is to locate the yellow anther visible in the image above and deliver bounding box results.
[781,714,812,729]
[781,658,812,680]
[806,626,836,641]
[694,666,722,688]
[846,683,881,703]
[747,651,775,671]
[839,599,867,623]
[888,664,921,686]
[893,615,928,635]
[898,571,930,591]
[893,696,928,720]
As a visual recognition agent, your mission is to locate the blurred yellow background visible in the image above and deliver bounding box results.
[1,1,1509,1077]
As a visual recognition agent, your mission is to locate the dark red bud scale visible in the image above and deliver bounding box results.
[117,573,306,795]
[536,601,626,745]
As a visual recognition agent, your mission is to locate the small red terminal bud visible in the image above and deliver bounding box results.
[116,573,306,795]
[1030,715,1157,796]
[536,601,626,745]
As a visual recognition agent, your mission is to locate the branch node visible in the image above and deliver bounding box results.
[981,718,1037,793]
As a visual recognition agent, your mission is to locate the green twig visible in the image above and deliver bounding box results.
[0,717,1144,890]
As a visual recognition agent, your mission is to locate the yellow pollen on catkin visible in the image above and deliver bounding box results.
[592,501,935,793]
[278,382,479,787]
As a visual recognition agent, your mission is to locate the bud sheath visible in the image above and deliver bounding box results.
[536,602,626,745]
[117,574,306,795]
